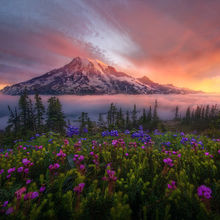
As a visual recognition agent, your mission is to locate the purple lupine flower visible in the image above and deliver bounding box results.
[218,149,220,154]
[0,169,4,175]
[6,174,11,179]
[66,126,80,137]
[177,154,181,158]
[31,192,39,199]
[74,183,85,194]
[3,201,8,207]
[124,130,130,134]
[6,207,14,215]
[125,153,129,156]
[197,185,212,199]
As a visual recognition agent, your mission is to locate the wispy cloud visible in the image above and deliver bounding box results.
[0,0,220,92]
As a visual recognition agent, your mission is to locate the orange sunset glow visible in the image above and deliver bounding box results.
[0,0,220,92]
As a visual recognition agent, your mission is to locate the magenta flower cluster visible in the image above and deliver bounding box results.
[49,163,60,172]
[7,167,16,179]
[90,152,99,167]
[103,169,117,182]
[168,180,176,190]
[204,152,213,158]
[74,183,85,194]
[197,185,212,199]
[56,149,66,158]
[73,154,84,164]
[163,158,174,167]
[73,154,85,172]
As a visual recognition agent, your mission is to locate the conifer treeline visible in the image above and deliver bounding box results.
[182,104,220,130]
[4,89,220,144]
[7,89,66,137]
[102,100,159,131]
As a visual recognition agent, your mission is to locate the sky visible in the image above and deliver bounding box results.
[0,0,220,92]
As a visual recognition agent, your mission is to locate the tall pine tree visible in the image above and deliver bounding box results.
[46,97,66,134]
[34,92,45,132]
[132,104,137,128]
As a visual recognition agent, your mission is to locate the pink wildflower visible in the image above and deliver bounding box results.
[168,180,176,190]
[74,183,85,194]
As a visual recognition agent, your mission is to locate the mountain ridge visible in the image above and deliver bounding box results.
[1,57,201,95]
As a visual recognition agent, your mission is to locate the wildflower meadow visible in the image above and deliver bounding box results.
[0,128,220,219]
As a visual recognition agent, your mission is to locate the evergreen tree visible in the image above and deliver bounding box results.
[147,106,152,122]
[97,113,105,128]
[185,107,191,123]
[132,104,137,128]
[210,105,217,120]
[107,103,117,127]
[46,97,66,134]
[79,112,88,133]
[18,88,29,131]
[18,88,35,133]
[125,110,131,129]
[191,109,195,121]
[139,108,147,129]
[7,106,20,135]
[205,105,210,120]
[153,100,158,121]
[195,106,201,121]
[34,93,45,132]
[152,100,159,128]
[116,108,125,129]
[174,106,179,120]
[87,116,93,133]
[27,98,35,131]
[201,106,205,120]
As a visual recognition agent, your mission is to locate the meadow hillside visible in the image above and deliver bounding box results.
[0,128,220,219]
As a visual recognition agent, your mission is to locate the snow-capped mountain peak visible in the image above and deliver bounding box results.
[1,56,199,95]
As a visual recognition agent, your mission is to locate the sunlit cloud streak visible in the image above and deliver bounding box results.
[0,0,220,92]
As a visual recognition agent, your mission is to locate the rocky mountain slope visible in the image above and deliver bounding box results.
[1,57,199,95]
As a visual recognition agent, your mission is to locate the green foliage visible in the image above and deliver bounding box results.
[46,96,66,134]
[0,130,220,219]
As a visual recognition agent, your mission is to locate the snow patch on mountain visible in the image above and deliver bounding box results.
[1,57,200,95]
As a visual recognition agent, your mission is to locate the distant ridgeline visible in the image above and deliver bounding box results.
[1,57,200,95]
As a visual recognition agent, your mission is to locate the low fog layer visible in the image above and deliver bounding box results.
[0,93,220,129]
